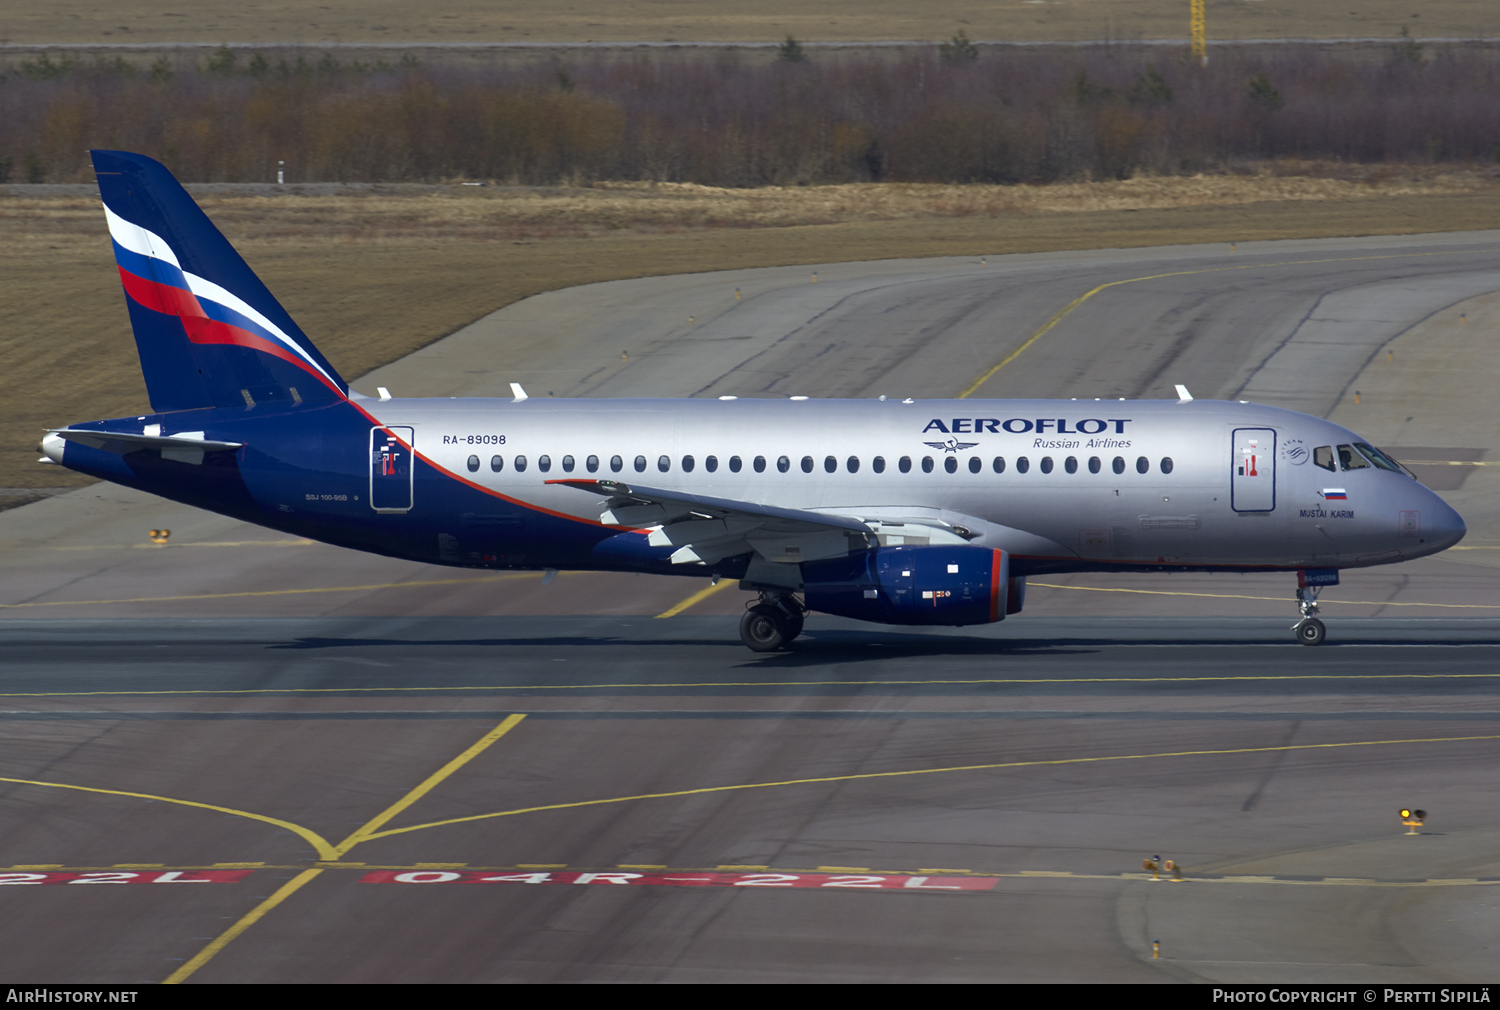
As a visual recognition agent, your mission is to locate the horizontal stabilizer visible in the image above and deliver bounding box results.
[47,428,243,455]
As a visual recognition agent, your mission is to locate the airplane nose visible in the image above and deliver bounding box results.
[1424,495,1466,553]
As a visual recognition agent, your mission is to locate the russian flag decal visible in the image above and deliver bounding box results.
[1321,489,1347,500]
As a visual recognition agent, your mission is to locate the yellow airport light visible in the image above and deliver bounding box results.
[149,529,170,544]
[1401,808,1426,834]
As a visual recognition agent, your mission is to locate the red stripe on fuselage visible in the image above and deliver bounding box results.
[989,549,1002,623]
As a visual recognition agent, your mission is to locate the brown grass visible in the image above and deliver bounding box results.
[6,1,1494,46]
[6,172,1500,502]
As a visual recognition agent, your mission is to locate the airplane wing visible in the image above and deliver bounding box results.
[547,478,873,565]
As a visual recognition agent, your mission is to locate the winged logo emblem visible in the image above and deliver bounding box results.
[924,438,979,453]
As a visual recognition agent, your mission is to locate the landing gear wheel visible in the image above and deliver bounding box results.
[1295,618,1326,646]
[740,604,791,652]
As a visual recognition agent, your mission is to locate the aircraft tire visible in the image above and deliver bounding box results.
[741,605,791,652]
[1296,618,1326,646]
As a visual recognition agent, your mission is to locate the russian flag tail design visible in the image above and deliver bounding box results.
[90,150,348,413]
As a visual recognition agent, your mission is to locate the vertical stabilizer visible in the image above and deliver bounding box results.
[91,150,347,412]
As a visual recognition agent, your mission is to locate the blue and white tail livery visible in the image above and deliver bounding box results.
[41,151,1465,650]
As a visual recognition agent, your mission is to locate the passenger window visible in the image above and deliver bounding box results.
[847,456,860,473]
[800,456,814,473]
[585,455,598,473]
[682,455,695,473]
[490,455,504,473]
[872,456,885,473]
[777,456,790,473]
[466,455,480,472]
[1113,456,1125,475]
[1040,457,1054,474]
[1136,456,1149,474]
[610,455,623,473]
[729,455,743,473]
[705,456,717,473]
[921,456,935,473]
[824,456,837,473]
[658,455,671,472]
[992,456,1006,473]
[634,455,647,472]
[968,457,981,474]
[562,455,575,473]
[899,456,912,473]
[1338,444,1371,470]
[514,455,528,472]
[1064,456,1078,474]
[944,457,957,473]
[1313,446,1335,472]
[1017,456,1030,474]
[538,455,551,473]
[1088,456,1100,474]
[1160,457,1173,474]
[754,456,766,473]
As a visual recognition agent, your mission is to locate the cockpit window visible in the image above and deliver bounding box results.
[1337,444,1370,471]
[1354,442,1405,473]
[1313,446,1335,472]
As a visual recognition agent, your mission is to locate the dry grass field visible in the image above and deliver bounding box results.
[4,1,1494,47]
[6,168,1500,503]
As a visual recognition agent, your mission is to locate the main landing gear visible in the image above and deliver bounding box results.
[1292,585,1326,646]
[739,592,806,652]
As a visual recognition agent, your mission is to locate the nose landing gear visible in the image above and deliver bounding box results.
[739,592,806,652]
[1292,585,1326,646]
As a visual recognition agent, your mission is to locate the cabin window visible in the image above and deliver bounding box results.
[1064,456,1078,474]
[514,455,528,472]
[1136,456,1150,474]
[682,455,695,473]
[899,456,912,473]
[466,455,480,472]
[824,456,837,473]
[968,456,982,474]
[800,456,814,473]
[658,455,671,472]
[921,456,935,473]
[1338,444,1371,471]
[705,455,718,473]
[992,457,1006,473]
[847,456,860,473]
[610,455,623,473]
[1040,456,1054,474]
[562,455,575,473]
[1313,446,1336,472]
[730,455,744,473]
[944,457,958,473]
[1088,456,1100,474]
[1160,457,1174,474]
[538,455,552,473]
[777,456,791,473]
[1113,456,1125,475]
[490,455,504,473]
[634,455,647,472]
[1017,456,1030,474]
[585,455,599,473]
[754,456,767,473]
[872,456,885,473]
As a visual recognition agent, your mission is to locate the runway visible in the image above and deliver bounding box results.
[3,232,1500,982]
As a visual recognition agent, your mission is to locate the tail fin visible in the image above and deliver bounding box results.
[90,150,347,412]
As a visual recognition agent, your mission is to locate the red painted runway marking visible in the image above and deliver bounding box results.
[361,870,998,891]
[0,870,253,885]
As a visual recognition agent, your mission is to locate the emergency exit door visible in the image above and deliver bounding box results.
[370,426,414,513]
[1231,428,1275,512]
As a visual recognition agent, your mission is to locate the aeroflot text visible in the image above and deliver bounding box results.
[922,418,1132,435]
[1211,993,1491,1004]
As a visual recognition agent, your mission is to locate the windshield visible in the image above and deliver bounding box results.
[1354,442,1406,474]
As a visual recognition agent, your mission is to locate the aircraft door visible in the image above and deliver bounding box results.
[370,426,415,513]
[1231,428,1276,512]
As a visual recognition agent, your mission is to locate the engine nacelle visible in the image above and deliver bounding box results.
[803,545,1013,626]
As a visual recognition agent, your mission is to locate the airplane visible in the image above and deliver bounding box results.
[38,151,1467,651]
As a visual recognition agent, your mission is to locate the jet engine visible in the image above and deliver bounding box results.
[802,545,1019,626]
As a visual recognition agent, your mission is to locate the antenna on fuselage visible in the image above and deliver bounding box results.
[1174,384,1194,403]
[510,383,529,403]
